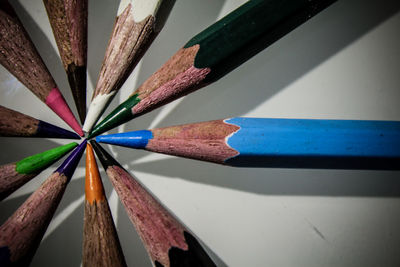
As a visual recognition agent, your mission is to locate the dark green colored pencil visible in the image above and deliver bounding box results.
[89,0,336,138]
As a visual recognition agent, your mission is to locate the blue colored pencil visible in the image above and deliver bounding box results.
[96,118,400,169]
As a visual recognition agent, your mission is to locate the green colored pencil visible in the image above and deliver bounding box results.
[0,142,77,201]
[89,0,336,138]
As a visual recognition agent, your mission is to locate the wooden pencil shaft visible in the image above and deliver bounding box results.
[0,140,85,265]
[83,200,127,267]
[89,0,336,137]
[43,0,88,123]
[0,142,77,200]
[134,0,337,98]
[83,143,127,266]
[83,0,175,132]
[0,105,41,136]
[42,0,87,69]
[0,172,69,266]
[0,0,56,101]
[0,163,35,201]
[94,0,175,97]
[0,105,80,139]
[0,0,84,136]
[90,141,215,267]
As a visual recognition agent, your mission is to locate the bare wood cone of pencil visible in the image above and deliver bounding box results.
[0,0,84,136]
[0,140,86,266]
[83,0,175,133]
[43,0,88,124]
[83,143,127,267]
[90,141,216,267]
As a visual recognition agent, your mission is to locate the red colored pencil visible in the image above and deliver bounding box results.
[0,0,83,136]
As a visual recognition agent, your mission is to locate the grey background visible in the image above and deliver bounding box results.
[1,0,400,266]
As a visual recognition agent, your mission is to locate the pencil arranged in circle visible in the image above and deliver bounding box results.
[0,0,83,136]
[0,105,80,139]
[96,117,400,169]
[0,142,77,201]
[89,0,336,138]
[83,0,175,132]
[83,143,127,267]
[43,0,88,124]
[90,141,216,267]
[0,139,86,266]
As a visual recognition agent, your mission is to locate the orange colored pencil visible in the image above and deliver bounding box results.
[83,143,127,267]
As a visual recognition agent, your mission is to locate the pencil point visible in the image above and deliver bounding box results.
[37,120,81,139]
[55,139,87,179]
[85,143,105,204]
[45,87,84,136]
[67,64,87,124]
[96,130,152,149]
[90,140,122,170]
[90,94,141,138]
[83,91,117,133]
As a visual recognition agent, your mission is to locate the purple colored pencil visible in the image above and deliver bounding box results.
[0,140,86,266]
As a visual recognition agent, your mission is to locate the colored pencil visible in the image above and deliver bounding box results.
[0,139,86,266]
[0,105,80,139]
[91,141,216,267]
[43,0,88,124]
[0,142,77,201]
[83,143,127,267]
[0,0,83,136]
[88,0,336,138]
[83,0,175,133]
[96,118,400,169]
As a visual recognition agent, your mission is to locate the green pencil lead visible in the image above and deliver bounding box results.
[16,142,78,174]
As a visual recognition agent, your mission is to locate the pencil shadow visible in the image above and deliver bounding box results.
[114,165,227,267]
[153,0,400,128]
[30,175,85,267]
[11,0,76,115]
[113,0,400,199]
[0,192,30,224]
[130,157,400,197]
[116,0,227,165]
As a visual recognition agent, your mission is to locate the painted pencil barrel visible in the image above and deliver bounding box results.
[96,118,400,169]
[224,118,400,168]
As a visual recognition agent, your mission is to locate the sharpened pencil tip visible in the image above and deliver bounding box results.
[85,143,105,203]
[89,94,141,138]
[67,64,87,124]
[55,139,87,179]
[90,140,123,170]
[96,130,152,149]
